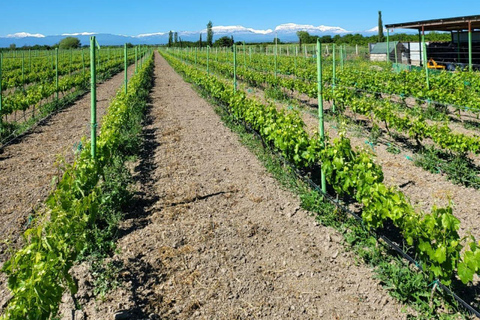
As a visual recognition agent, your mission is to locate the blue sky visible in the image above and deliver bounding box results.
[2,0,479,36]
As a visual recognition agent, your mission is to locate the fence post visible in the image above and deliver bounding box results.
[207,45,210,74]
[124,43,128,94]
[316,40,326,194]
[55,48,59,100]
[233,44,237,92]
[90,36,97,159]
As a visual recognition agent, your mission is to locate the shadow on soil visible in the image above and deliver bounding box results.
[114,77,166,319]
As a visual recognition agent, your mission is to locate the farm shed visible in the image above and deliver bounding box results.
[386,14,480,70]
[369,41,405,63]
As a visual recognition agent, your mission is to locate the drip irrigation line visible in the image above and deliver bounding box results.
[192,68,480,318]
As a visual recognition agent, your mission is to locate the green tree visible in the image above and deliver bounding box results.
[378,11,385,42]
[174,32,178,45]
[207,21,213,46]
[199,33,203,47]
[58,37,81,49]
[168,30,173,47]
[9,43,16,50]
[296,31,318,45]
[214,36,234,47]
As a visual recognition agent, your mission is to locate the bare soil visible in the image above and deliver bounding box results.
[58,52,412,319]
[0,63,136,311]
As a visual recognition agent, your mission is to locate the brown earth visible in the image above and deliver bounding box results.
[0,63,137,311]
[58,52,414,319]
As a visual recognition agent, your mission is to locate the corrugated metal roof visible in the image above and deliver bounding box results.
[370,41,399,54]
[386,15,480,31]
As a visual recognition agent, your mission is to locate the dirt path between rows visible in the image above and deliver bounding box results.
[0,63,136,310]
[60,52,411,319]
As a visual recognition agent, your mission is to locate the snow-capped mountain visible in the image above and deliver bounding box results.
[0,23,356,47]
[274,23,348,34]
[6,32,45,38]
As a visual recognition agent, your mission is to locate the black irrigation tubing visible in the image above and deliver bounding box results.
[196,77,480,318]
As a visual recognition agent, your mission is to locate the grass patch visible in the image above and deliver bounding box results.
[414,146,480,189]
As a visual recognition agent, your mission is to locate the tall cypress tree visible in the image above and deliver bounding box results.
[199,34,203,47]
[378,11,385,42]
[174,32,178,45]
[168,31,173,47]
[207,21,214,46]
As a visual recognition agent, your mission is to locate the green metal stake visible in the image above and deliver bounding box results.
[233,44,237,92]
[70,49,73,75]
[0,53,2,128]
[394,42,398,64]
[243,42,246,69]
[340,45,344,70]
[90,36,97,159]
[124,44,128,94]
[468,21,473,72]
[249,47,252,62]
[386,28,390,63]
[422,29,430,90]
[457,31,461,63]
[274,36,278,79]
[29,49,32,73]
[195,47,197,64]
[304,44,307,58]
[55,48,59,100]
[294,46,297,72]
[332,43,336,113]
[316,40,326,194]
[22,51,25,87]
[82,49,86,86]
[207,45,210,75]
[135,47,138,74]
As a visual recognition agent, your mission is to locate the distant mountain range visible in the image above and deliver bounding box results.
[0,23,383,47]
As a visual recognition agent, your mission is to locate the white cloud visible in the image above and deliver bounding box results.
[207,25,273,35]
[274,23,349,34]
[136,32,166,38]
[6,32,45,38]
[61,32,97,36]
